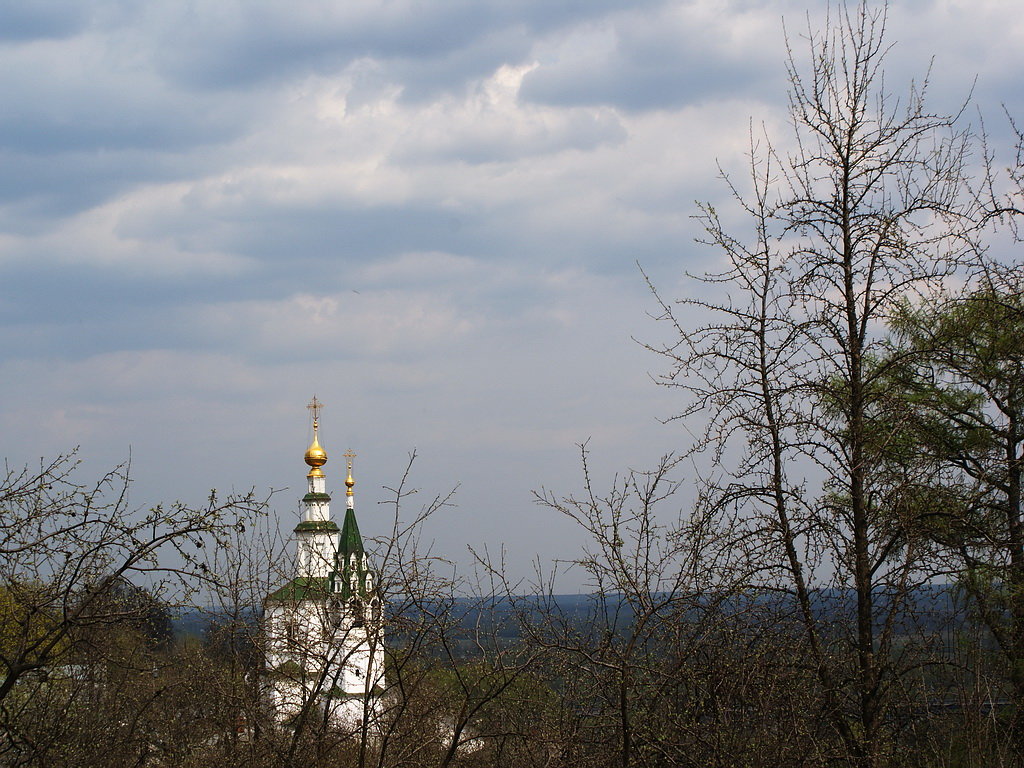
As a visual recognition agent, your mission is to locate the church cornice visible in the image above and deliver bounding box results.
[294,520,340,534]
[302,491,332,503]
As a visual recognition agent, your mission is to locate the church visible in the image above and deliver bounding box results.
[264,398,385,727]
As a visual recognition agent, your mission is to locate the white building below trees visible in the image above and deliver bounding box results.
[263,397,385,728]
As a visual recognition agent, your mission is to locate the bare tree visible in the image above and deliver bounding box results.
[517,446,768,768]
[644,3,975,765]
[364,452,549,768]
[0,451,265,765]
[979,113,1024,234]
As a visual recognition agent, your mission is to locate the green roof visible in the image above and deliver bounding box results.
[266,576,331,602]
[268,505,377,603]
[339,508,364,558]
[330,507,375,599]
[302,492,332,503]
[294,520,339,534]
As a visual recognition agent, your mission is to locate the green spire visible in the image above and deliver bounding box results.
[339,507,365,558]
[328,505,375,600]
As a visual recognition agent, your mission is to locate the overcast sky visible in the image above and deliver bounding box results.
[2,0,1021,592]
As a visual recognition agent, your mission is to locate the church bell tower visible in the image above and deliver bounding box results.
[264,397,385,728]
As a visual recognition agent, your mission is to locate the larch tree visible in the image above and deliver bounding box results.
[645,3,975,765]
[889,266,1024,754]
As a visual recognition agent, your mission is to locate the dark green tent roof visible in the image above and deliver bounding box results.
[339,507,364,558]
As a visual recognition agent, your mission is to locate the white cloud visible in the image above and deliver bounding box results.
[1,0,1021,588]
[0,185,252,276]
[189,287,480,359]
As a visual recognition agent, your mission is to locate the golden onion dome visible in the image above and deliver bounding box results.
[305,433,328,468]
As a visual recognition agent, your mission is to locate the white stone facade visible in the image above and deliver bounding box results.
[264,598,385,727]
[264,420,385,729]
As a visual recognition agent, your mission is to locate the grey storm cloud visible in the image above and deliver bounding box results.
[519,41,774,112]
[518,20,774,111]
[0,1,93,42]
[146,0,664,92]
[1,0,1022,589]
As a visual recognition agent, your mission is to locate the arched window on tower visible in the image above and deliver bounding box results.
[285,615,299,647]
[327,596,343,632]
[368,595,381,624]
[350,599,365,628]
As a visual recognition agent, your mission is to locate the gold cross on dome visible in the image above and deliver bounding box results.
[307,395,324,425]
[343,449,357,494]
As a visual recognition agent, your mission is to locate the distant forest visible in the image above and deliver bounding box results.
[176,585,977,652]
